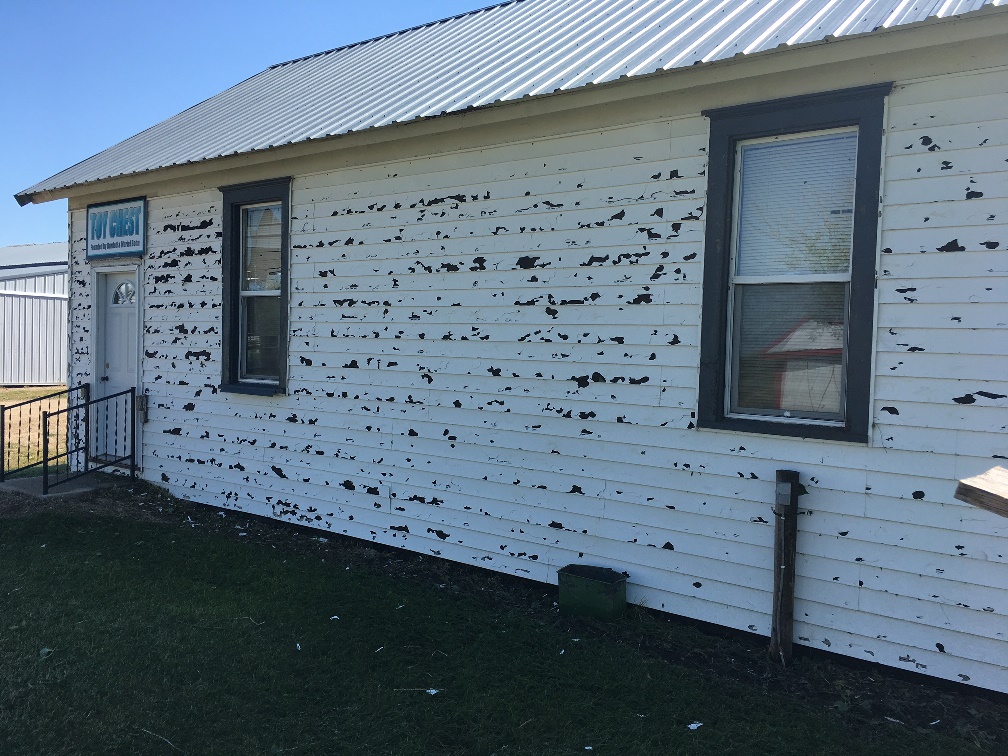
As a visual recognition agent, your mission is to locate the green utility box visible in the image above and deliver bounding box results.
[557,564,627,620]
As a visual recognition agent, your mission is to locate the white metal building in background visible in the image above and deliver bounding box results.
[0,243,68,386]
[15,0,1008,692]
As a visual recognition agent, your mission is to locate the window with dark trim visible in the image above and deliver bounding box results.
[220,177,291,396]
[698,85,891,443]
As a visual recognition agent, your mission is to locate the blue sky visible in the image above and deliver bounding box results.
[0,0,486,247]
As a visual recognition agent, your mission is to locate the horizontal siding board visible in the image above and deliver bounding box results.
[881,195,1002,231]
[877,301,1007,329]
[875,351,1008,382]
[294,153,706,218]
[797,553,1008,627]
[886,119,1008,164]
[792,620,1006,690]
[884,143,1008,181]
[873,374,1008,405]
[880,250,1008,278]
[883,168,1008,207]
[795,595,1006,670]
[877,281,1006,310]
[887,68,1006,108]
[871,397,1008,433]
[292,119,698,193]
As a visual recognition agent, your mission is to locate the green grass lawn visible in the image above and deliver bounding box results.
[0,485,1004,755]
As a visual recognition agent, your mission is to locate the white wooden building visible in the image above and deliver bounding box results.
[0,243,68,386]
[16,0,1008,692]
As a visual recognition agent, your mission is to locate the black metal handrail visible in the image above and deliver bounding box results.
[42,387,136,494]
[0,384,90,482]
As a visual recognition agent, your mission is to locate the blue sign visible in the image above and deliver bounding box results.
[87,197,146,260]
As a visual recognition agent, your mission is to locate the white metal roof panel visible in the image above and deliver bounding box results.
[0,243,68,270]
[16,0,1004,204]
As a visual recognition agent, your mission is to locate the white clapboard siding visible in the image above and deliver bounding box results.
[65,67,1008,693]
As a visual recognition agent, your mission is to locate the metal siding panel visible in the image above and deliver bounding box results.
[19,0,1006,200]
[0,288,68,385]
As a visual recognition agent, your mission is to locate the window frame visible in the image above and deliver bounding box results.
[698,85,891,443]
[220,177,291,396]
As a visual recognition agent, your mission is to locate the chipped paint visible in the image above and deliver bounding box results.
[65,66,1008,694]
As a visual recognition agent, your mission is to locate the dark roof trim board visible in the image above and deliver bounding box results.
[16,0,1005,206]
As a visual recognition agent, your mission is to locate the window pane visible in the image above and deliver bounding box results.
[242,204,282,291]
[731,283,846,418]
[242,296,282,380]
[112,281,136,305]
[736,131,857,277]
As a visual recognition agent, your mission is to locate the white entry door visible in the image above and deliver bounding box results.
[100,272,138,397]
[94,271,139,465]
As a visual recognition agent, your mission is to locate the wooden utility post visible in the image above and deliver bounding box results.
[770,469,800,665]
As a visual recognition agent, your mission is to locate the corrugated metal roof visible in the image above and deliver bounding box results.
[0,243,68,270]
[16,0,1004,204]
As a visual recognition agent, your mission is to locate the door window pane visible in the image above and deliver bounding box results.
[243,296,282,380]
[731,283,846,417]
[112,281,136,305]
[736,131,857,277]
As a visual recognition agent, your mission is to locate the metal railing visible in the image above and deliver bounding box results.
[0,383,90,482]
[42,387,136,494]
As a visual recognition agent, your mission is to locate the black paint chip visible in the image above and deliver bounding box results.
[936,239,965,252]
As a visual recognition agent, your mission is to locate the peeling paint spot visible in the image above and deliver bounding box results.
[936,239,965,252]
[977,390,1007,400]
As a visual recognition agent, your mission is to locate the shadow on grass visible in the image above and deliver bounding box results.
[0,482,1004,755]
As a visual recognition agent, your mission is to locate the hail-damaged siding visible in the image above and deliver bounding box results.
[67,66,1008,693]
[68,215,92,389]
